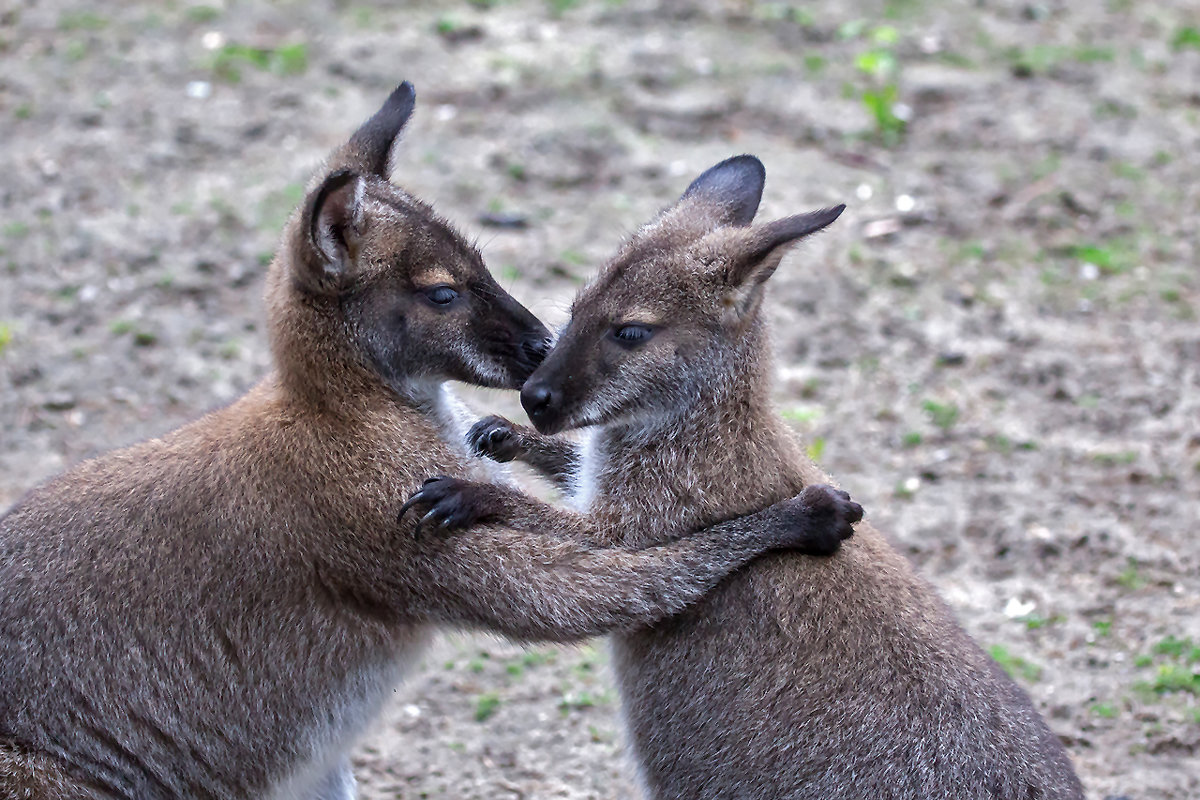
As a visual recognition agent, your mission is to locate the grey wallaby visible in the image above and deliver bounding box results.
[424,155,1086,799]
[0,90,864,800]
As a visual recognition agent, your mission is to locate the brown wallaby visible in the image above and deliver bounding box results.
[428,156,1086,798]
[0,89,865,800]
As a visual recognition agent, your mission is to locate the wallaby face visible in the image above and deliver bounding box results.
[281,85,550,397]
[520,155,842,434]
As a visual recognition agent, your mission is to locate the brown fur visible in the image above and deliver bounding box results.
[0,93,861,800]
[463,156,1086,799]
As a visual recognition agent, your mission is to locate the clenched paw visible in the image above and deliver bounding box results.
[793,483,864,556]
[467,415,523,462]
[398,476,496,536]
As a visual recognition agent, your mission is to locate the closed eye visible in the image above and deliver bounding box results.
[422,285,460,307]
[609,323,655,348]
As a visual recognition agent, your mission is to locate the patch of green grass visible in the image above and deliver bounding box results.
[1134,653,1154,668]
[803,54,826,74]
[58,11,107,31]
[212,41,309,83]
[64,40,90,62]
[1172,27,1200,52]
[1092,450,1137,466]
[185,5,222,24]
[558,249,589,266]
[2,222,30,239]
[1069,241,1135,276]
[14,103,33,120]
[922,399,959,430]
[1153,636,1200,663]
[1090,703,1117,719]
[0,323,12,354]
[1111,161,1144,180]
[1116,558,1145,590]
[901,431,923,448]
[521,649,555,668]
[435,15,466,35]
[546,0,583,15]
[257,183,305,232]
[850,26,907,146]
[558,689,612,714]
[1007,45,1065,76]
[474,692,501,722]
[109,320,135,336]
[1144,664,1200,695]
[1075,45,1115,63]
[1092,619,1113,638]
[988,644,1042,684]
[806,438,826,462]
[781,407,821,424]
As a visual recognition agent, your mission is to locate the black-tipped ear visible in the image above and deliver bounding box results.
[680,155,766,227]
[335,82,416,178]
[727,204,845,288]
[295,169,365,295]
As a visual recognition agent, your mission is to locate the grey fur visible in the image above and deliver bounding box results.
[466,155,1086,799]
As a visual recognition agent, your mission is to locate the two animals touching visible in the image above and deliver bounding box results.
[0,83,1084,799]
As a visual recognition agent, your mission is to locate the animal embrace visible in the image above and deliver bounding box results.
[0,83,1082,799]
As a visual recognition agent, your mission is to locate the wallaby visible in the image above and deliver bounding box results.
[0,90,865,800]
[426,156,1086,799]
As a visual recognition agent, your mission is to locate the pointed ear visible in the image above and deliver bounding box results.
[330,82,416,178]
[720,205,845,320]
[679,155,766,227]
[726,205,845,288]
[294,169,366,295]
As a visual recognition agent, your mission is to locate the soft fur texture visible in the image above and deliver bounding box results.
[0,92,861,800]
[462,156,1086,799]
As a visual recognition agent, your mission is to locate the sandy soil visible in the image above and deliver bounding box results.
[2,1,1198,797]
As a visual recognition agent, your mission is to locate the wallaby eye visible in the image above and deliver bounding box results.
[422,285,459,307]
[610,323,655,348]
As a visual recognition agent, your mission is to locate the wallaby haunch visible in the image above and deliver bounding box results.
[0,92,864,800]
[432,156,1086,799]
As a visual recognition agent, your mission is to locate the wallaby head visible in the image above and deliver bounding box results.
[268,82,551,406]
[520,154,843,434]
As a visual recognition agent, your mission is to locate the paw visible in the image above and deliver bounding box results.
[398,476,495,536]
[792,483,863,556]
[467,415,523,463]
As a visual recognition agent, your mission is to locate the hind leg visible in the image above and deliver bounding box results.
[309,757,356,800]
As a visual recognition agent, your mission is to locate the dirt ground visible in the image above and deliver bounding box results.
[2,0,1198,797]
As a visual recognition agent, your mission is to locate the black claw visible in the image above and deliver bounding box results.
[397,493,425,522]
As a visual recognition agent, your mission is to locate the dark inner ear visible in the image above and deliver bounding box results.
[340,81,416,178]
[681,154,766,227]
[728,204,847,288]
[296,169,362,295]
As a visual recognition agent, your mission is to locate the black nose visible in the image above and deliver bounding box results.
[521,381,556,422]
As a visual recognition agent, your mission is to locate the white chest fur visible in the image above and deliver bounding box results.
[570,427,602,513]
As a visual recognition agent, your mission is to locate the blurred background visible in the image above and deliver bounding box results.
[1,0,1198,797]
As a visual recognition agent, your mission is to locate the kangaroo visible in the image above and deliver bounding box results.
[424,155,1086,799]
[0,89,865,800]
